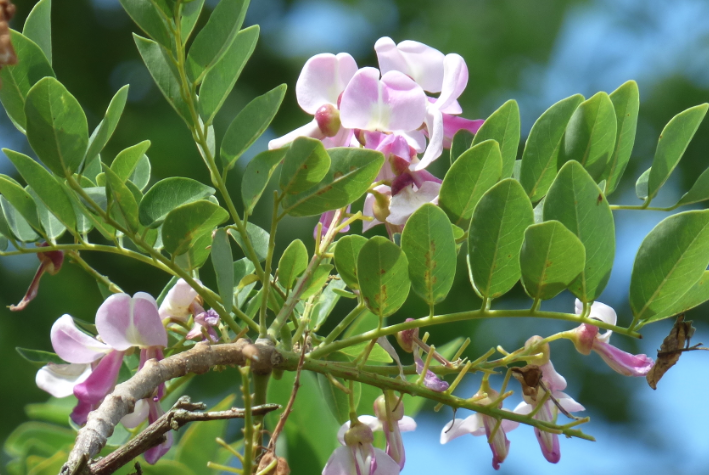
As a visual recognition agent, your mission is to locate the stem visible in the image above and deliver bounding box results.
[259,192,281,337]
[609,204,677,212]
[310,308,641,359]
[319,304,365,347]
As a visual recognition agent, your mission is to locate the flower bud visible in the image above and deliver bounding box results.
[395,319,418,353]
[569,323,599,355]
[315,104,341,137]
[37,244,64,275]
[344,420,374,447]
[371,190,391,223]
[524,335,550,365]
[374,392,404,422]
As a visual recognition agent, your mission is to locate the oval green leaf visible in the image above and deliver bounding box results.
[278,238,308,290]
[334,234,368,289]
[241,148,286,215]
[520,94,584,202]
[357,236,411,318]
[438,139,503,226]
[228,222,269,262]
[630,210,709,323]
[23,0,52,64]
[468,178,534,299]
[103,165,140,231]
[85,85,130,164]
[472,99,520,177]
[162,200,229,256]
[25,77,88,176]
[279,136,331,195]
[543,161,615,302]
[604,80,639,195]
[211,228,234,313]
[139,177,215,228]
[119,0,172,48]
[449,129,475,164]
[111,140,151,182]
[401,203,457,305]
[559,91,617,181]
[647,103,709,203]
[520,220,586,300]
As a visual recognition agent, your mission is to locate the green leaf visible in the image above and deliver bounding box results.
[199,25,260,124]
[300,264,333,300]
[85,85,130,164]
[604,80,640,195]
[1,195,39,242]
[129,153,151,191]
[180,0,205,44]
[520,94,584,201]
[176,394,236,474]
[647,103,709,203]
[646,270,709,323]
[282,147,384,217]
[139,177,215,227]
[357,236,410,318]
[133,34,191,123]
[630,210,709,323]
[677,166,709,207]
[119,0,172,48]
[310,278,347,331]
[220,84,286,169]
[317,372,361,425]
[543,161,615,302]
[103,165,140,230]
[468,178,534,299]
[0,235,7,251]
[162,200,228,256]
[279,136,331,195]
[142,461,197,475]
[334,235,368,289]
[211,228,234,313]
[241,148,286,215]
[338,341,392,363]
[0,175,42,231]
[23,0,52,64]
[4,149,76,231]
[472,99,520,177]
[4,422,75,458]
[520,220,586,300]
[449,129,475,163]
[111,140,151,182]
[0,30,55,132]
[438,139,503,226]
[228,222,269,262]
[559,92,617,181]
[25,398,75,427]
[28,188,65,240]
[178,231,212,271]
[25,77,88,176]
[15,348,65,368]
[278,239,308,290]
[635,166,651,200]
[401,203,457,305]
[185,0,249,82]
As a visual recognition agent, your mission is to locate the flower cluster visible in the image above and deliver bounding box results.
[269,38,483,238]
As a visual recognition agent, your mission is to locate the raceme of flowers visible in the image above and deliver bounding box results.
[268,37,483,239]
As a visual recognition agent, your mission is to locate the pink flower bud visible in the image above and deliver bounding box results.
[395,319,418,353]
[315,103,342,137]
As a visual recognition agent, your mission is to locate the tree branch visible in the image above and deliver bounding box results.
[60,339,277,475]
[90,396,279,475]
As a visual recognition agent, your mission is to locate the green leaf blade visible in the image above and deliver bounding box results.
[468,178,534,299]
[520,94,584,202]
[605,80,640,195]
[139,177,215,228]
[211,228,234,313]
[162,200,229,256]
[357,236,410,318]
[22,0,52,64]
[85,85,130,164]
[334,235,368,289]
[401,203,457,305]
[279,137,331,195]
[278,239,308,290]
[119,0,173,48]
[472,99,520,177]
[241,148,286,215]
[543,161,615,302]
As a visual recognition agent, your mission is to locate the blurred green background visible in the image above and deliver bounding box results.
[2,0,709,473]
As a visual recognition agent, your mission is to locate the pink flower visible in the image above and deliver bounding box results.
[323,419,402,475]
[441,386,516,470]
[571,300,654,377]
[314,205,352,241]
[186,307,220,343]
[511,361,585,464]
[374,38,483,171]
[373,393,417,469]
[269,53,358,150]
[159,278,201,322]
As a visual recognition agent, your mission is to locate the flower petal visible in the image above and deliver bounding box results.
[70,400,96,426]
[51,315,110,364]
[340,68,427,133]
[337,416,381,445]
[413,108,443,171]
[534,401,561,463]
[373,447,402,475]
[540,361,567,392]
[435,54,468,111]
[268,119,325,150]
[296,53,357,114]
[322,446,356,475]
[592,340,654,377]
[398,416,417,432]
[553,391,586,413]
[378,337,405,379]
[375,37,446,93]
[98,293,167,350]
[387,181,441,225]
[144,400,172,464]
[440,414,483,444]
[121,398,150,429]
[73,350,124,404]
[442,115,484,148]
[159,279,200,322]
[36,362,91,398]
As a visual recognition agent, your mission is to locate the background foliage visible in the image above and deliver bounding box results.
[1,0,709,474]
